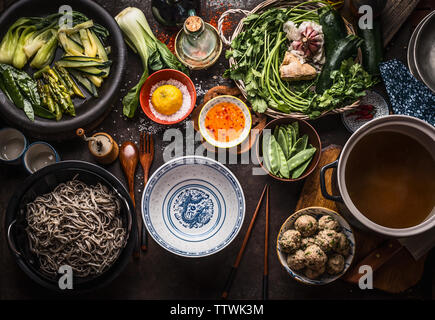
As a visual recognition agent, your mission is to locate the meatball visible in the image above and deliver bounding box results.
[318,215,340,231]
[279,229,301,253]
[334,232,350,256]
[287,250,305,271]
[304,265,325,279]
[301,237,317,249]
[294,215,318,237]
[315,229,339,253]
[326,254,345,275]
[304,244,327,271]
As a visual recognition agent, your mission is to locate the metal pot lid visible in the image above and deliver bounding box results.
[407,10,435,81]
[413,10,435,93]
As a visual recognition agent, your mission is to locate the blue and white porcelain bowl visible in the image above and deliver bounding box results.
[142,156,246,257]
[276,207,355,285]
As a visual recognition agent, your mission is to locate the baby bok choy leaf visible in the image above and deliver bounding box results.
[30,29,58,69]
[0,18,35,65]
[115,7,188,118]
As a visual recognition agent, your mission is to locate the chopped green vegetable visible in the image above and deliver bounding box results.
[30,29,57,69]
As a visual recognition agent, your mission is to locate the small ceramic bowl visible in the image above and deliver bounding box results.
[256,118,321,182]
[0,128,27,165]
[341,90,390,133]
[140,69,197,125]
[276,207,355,286]
[23,142,60,174]
[198,95,252,148]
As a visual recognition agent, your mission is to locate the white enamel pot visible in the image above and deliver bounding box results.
[320,115,435,238]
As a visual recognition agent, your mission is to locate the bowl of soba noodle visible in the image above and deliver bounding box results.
[5,160,137,292]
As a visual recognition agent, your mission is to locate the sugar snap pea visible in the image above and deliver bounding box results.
[268,135,281,175]
[291,156,313,179]
[289,134,308,158]
[277,127,289,159]
[286,126,295,154]
[290,121,299,138]
[287,147,316,171]
[276,143,290,178]
[273,125,280,140]
[262,131,272,173]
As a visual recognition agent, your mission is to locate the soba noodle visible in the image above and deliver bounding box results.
[25,178,127,278]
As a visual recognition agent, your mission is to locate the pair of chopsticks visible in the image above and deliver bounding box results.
[221,184,270,300]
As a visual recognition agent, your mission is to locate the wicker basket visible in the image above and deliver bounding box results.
[218,0,361,120]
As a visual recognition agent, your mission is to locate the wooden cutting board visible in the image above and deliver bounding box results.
[295,144,426,293]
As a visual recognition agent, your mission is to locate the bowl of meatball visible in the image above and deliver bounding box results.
[276,207,355,285]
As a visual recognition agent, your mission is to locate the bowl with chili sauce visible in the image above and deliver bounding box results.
[198,95,252,148]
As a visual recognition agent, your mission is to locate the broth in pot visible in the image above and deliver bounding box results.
[345,131,435,229]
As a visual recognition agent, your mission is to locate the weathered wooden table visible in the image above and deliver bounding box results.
[0,0,434,300]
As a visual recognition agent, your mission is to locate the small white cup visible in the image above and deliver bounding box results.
[0,128,27,165]
[23,142,60,174]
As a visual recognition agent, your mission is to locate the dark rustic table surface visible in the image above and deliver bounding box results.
[0,0,434,300]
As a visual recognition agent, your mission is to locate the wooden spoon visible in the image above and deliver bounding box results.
[119,141,140,258]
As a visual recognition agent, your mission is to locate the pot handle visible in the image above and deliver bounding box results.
[320,160,343,202]
[7,219,21,257]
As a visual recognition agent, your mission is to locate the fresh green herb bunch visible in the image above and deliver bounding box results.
[224,2,376,119]
[309,58,378,118]
[224,3,320,114]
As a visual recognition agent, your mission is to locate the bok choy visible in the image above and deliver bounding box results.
[115,7,188,118]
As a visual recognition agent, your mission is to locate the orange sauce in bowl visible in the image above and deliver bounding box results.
[205,102,246,142]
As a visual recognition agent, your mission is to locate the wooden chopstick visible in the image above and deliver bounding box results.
[221,184,268,300]
[263,185,269,300]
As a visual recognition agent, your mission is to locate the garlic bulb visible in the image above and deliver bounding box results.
[283,21,325,67]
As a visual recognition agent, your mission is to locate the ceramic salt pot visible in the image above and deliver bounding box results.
[76,128,119,165]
